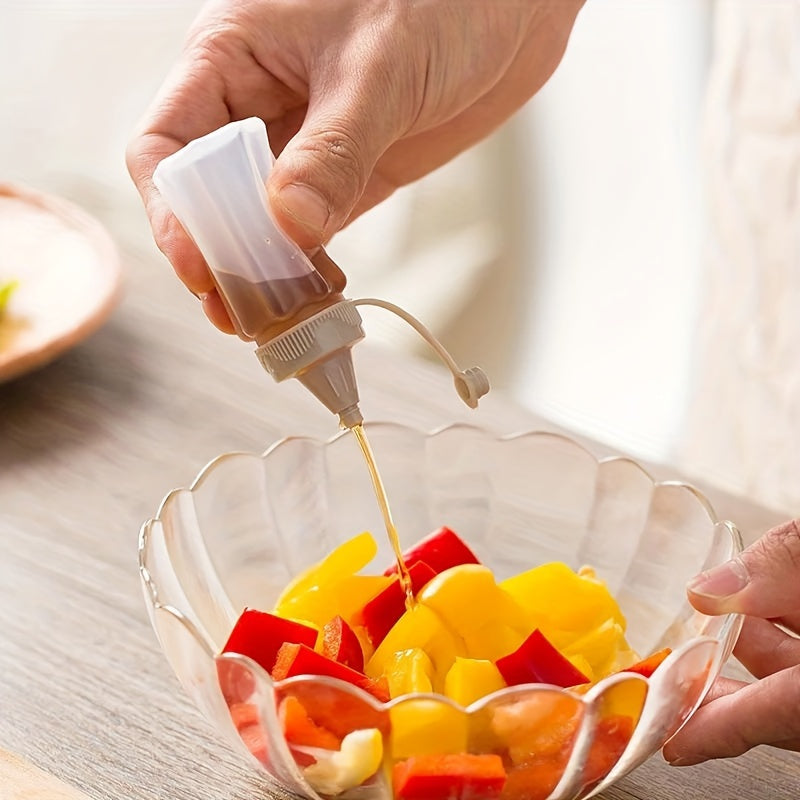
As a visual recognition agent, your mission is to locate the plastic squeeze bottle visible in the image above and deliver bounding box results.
[153,117,365,428]
[153,117,490,427]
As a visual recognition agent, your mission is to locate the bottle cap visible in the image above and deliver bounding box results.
[153,118,366,427]
[256,299,365,427]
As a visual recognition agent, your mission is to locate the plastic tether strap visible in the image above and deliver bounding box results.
[352,297,490,409]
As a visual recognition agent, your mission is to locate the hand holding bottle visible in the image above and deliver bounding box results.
[126,0,584,331]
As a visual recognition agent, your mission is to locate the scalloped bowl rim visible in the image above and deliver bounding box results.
[138,420,743,713]
[149,421,728,522]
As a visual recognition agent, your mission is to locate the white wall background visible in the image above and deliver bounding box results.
[511,0,712,464]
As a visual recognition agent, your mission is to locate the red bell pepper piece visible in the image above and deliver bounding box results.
[582,714,635,786]
[496,629,589,689]
[272,642,390,702]
[321,615,365,672]
[229,702,260,731]
[239,723,269,764]
[222,608,318,674]
[217,657,258,705]
[278,683,391,740]
[393,754,507,800]
[227,702,270,764]
[355,560,437,646]
[500,758,563,800]
[385,526,480,576]
[279,695,342,750]
[623,647,672,678]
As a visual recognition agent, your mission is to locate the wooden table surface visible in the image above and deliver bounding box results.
[1,196,798,799]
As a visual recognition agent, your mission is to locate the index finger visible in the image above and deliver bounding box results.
[126,55,232,296]
[127,130,216,298]
[663,664,800,765]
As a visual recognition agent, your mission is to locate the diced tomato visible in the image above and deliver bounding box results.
[496,629,589,689]
[385,527,480,576]
[393,753,507,800]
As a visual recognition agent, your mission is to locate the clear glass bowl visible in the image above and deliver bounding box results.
[139,422,743,800]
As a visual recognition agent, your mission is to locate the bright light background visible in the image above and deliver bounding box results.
[1,0,714,470]
[511,0,712,463]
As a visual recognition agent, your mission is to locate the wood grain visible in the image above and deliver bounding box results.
[0,189,796,799]
[0,749,92,799]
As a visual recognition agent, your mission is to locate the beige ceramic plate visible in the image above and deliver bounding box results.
[0,183,122,382]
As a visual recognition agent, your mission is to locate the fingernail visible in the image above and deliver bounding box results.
[277,183,330,236]
[687,557,749,598]
[668,756,704,767]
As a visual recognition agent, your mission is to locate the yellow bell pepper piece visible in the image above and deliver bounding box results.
[390,698,468,759]
[366,604,464,690]
[562,617,631,678]
[600,674,648,721]
[565,653,594,684]
[275,574,391,629]
[593,643,641,680]
[385,648,435,698]
[462,623,524,662]
[302,727,384,795]
[274,531,378,608]
[500,561,626,637]
[273,531,393,628]
[444,657,506,707]
[418,565,529,640]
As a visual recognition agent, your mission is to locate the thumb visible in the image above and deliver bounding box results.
[687,519,800,617]
[266,90,400,251]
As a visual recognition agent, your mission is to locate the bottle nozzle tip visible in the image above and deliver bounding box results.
[454,367,491,409]
[338,404,364,429]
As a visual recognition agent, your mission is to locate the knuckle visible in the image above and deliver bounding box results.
[149,207,173,252]
[742,664,800,748]
[183,16,239,59]
[296,127,368,194]
[774,633,800,669]
[754,520,800,574]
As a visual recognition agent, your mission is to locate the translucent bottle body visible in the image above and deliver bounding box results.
[215,268,336,344]
[153,117,341,343]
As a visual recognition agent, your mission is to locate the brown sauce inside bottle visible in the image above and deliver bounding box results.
[214,269,341,343]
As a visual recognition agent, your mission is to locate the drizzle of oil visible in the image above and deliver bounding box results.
[351,423,414,610]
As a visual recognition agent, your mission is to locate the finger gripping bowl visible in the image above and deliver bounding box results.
[139,422,742,800]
